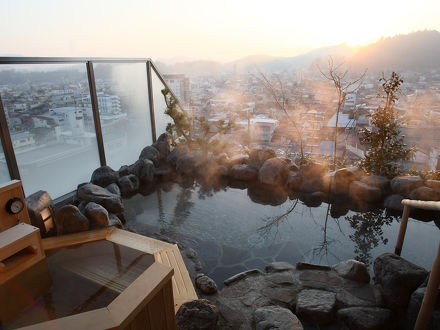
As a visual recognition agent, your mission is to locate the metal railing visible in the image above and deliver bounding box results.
[0,57,184,198]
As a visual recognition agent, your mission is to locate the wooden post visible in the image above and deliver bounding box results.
[414,241,440,330]
[395,204,411,255]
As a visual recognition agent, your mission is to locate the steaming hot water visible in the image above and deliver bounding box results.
[123,181,439,287]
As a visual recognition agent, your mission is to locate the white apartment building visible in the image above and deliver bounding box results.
[164,74,190,105]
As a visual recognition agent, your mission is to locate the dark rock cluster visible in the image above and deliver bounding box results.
[164,144,440,221]
[27,133,173,236]
[181,254,432,330]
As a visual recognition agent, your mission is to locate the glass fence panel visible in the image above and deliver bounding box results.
[0,63,101,198]
[151,69,173,137]
[0,141,11,184]
[94,63,152,170]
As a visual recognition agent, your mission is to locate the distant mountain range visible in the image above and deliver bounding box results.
[156,30,440,76]
[351,30,440,72]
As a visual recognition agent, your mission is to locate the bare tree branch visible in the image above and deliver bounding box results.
[317,56,367,170]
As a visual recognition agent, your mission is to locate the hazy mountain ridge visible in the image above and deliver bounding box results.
[155,30,440,76]
[351,30,440,72]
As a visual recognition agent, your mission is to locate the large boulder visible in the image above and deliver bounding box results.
[176,299,218,330]
[337,307,393,330]
[247,147,276,169]
[131,159,154,184]
[229,164,258,181]
[296,289,336,324]
[286,171,302,191]
[390,176,424,197]
[332,167,366,195]
[409,186,440,201]
[258,157,290,185]
[301,192,325,207]
[384,194,404,212]
[195,274,218,295]
[152,133,171,160]
[105,183,121,196]
[248,183,287,206]
[25,190,55,237]
[374,253,428,309]
[349,181,382,203]
[195,159,224,183]
[91,166,118,187]
[228,154,248,167]
[176,151,206,176]
[300,178,324,193]
[54,205,89,235]
[84,202,109,228]
[77,183,124,214]
[118,165,131,177]
[108,213,124,228]
[209,152,227,165]
[406,286,440,330]
[166,145,189,166]
[117,174,140,197]
[138,145,160,165]
[300,162,327,180]
[254,305,303,330]
[333,259,370,283]
[426,180,440,191]
[361,175,390,191]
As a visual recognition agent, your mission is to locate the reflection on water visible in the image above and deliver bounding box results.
[2,241,154,329]
[124,179,439,287]
[345,209,394,265]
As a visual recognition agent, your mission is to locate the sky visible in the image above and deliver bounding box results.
[1,0,439,63]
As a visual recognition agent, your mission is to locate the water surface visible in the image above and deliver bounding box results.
[2,240,154,329]
[124,181,439,287]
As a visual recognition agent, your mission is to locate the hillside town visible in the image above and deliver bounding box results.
[1,65,440,187]
[167,68,440,171]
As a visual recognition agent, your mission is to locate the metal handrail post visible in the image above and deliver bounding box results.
[146,61,157,142]
[0,95,20,180]
[86,61,107,166]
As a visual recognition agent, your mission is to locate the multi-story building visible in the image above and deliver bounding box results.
[164,74,190,105]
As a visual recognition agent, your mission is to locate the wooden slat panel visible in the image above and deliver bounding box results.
[145,305,151,330]
[169,245,197,299]
[154,245,198,313]
[162,281,177,329]
[107,262,173,329]
[42,228,112,251]
[126,305,148,330]
[155,251,180,306]
[107,228,172,254]
[164,249,185,296]
[147,287,167,330]
[160,249,186,296]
